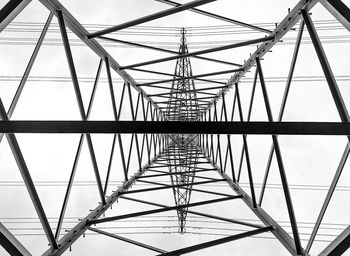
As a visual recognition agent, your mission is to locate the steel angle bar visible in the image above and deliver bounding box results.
[121,179,227,195]
[300,13,350,251]
[88,0,216,38]
[131,68,226,85]
[105,61,129,181]
[302,9,350,124]
[126,82,142,171]
[42,153,163,256]
[0,12,53,145]
[203,0,319,115]
[87,227,167,253]
[156,226,273,256]
[320,0,350,32]
[0,222,32,256]
[136,179,233,197]
[0,0,31,33]
[99,36,241,67]
[38,0,162,114]
[256,58,302,254]
[57,10,106,205]
[55,58,103,240]
[0,100,57,250]
[88,195,240,225]
[306,142,350,252]
[237,69,258,182]
[203,151,310,256]
[121,196,264,229]
[259,20,305,206]
[234,83,257,208]
[103,134,117,196]
[138,69,242,87]
[319,225,350,256]
[120,36,274,70]
[155,0,272,33]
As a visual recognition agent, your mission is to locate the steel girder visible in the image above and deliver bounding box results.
[2,120,350,135]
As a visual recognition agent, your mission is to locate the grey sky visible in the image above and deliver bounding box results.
[0,0,350,255]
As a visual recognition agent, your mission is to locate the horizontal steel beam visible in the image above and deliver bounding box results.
[155,0,272,33]
[88,0,216,38]
[1,121,350,135]
[120,36,274,70]
[88,195,239,224]
[99,37,241,67]
[137,68,243,86]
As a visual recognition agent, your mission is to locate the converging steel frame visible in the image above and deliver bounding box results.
[0,0,350,255]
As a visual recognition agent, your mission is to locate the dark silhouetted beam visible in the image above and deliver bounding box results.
[320,0,350,32]
[1,121,350,135]
[0,0,31,33]
[88,0,216,38]
[0,222,32,256]
[319,225,350,256]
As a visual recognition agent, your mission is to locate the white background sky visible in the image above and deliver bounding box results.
[1,0,350,255]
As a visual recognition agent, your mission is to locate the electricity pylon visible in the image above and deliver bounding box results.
[166,28,199,233]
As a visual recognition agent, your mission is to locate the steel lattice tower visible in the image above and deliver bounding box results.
[165,28,199,233]
[1,0,350,256]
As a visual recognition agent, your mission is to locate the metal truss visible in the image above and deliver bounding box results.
[0,0,350,255]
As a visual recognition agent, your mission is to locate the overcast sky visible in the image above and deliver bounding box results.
[1,0,350,255]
